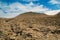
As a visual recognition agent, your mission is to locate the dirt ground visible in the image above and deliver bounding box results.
[0,12,60,40]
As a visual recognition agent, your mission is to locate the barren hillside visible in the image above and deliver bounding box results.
[0,12,60,40]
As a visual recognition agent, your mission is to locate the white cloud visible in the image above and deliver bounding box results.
[25,2,50,12]
[0,2,50,18]
[45,0,60,15]
[49,0,60,4]
[45,10,60,15]
[0,2,30,18]
[0,2,60,18]
[23,0,39,2]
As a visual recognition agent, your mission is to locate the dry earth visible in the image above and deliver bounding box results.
[0,12,60,40]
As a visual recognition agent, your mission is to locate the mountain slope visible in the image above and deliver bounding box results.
[0,12,60,40]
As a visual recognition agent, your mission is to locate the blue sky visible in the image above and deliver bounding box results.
[0,0,60,18]
[0,0,60,10]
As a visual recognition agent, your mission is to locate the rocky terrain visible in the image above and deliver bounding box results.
[0,12,60,40]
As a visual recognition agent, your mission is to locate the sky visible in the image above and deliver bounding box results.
[0,0,60,18]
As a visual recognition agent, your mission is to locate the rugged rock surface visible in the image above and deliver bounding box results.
[0,12,60,40]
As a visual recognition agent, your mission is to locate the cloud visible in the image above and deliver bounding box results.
[25,2,50,12]
[45,0,60,15]
[0,1,60,18]
[0,2,51,18]
[23,0,39,2]
[45,10,60,15]
[49,0,60,10]
[0,2,30,18]
[49,0,60,4]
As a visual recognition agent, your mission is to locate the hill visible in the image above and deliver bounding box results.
[56,12,60,16]
[0,12,60,40]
